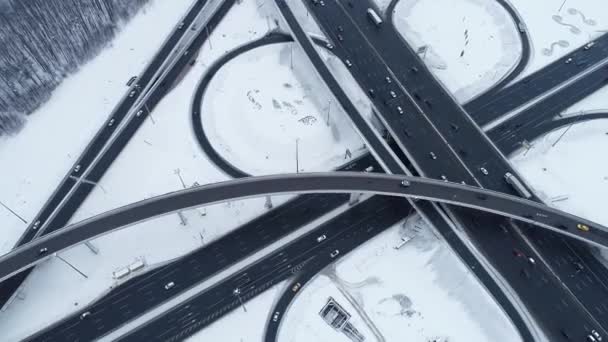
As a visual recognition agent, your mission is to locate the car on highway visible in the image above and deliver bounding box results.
[330,250,340,258]
[337,25,344,32]
[126,76,137,86]
[584,41,595,50]
[389,91,397,98]
[518,22,526,33]
[38,247,48,255]
[136,109,144,117]
[129,90,136,98]
[565,58,573,64]
[590,329,602,341]
[385,76,392,83]
[80,311,91,320]
[164,281,175,290]
[400,179,411,187]
[178,22,185,30]
[74,164,81,173]
[345,59,353,67]
[577,223,590,232]
[396,106,404,114]
[326,42,334,50]
[272,311,280,322]
[292,282,302,292]
[368,88,376,98]
[108,118,115,127]
[479,167,489,175]
[429,152,437,160]
[317,234,327,242]
[337,34,344,41]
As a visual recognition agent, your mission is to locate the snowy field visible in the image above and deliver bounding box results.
[277,217,520,342]
[0,0,366,340]
[392,0,522,102]
[201,42,364,175]
[0,0,192,255]
[2,0,608,340]
[507,0,608,77]
[391,0,608,98]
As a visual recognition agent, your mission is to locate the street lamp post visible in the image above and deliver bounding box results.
[233,288,247,312]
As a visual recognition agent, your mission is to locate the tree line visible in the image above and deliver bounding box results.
[0,0,148,136]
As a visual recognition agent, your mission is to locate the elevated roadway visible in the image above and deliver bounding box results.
[299,0,608,339]
[0,0,238,309]
[1,172,607,284]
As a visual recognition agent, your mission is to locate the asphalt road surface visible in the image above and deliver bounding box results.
[0,0,238,309]
[117,196,407,342]
[302,0,608,339]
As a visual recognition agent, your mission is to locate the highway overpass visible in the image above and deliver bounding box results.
[1,172,607,284]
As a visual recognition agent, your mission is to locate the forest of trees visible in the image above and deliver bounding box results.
[0,0,149,136]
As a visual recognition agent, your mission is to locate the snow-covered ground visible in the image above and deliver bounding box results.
[3,0,608,340]
[201,42,364,175]
[507,0,608,77]
[0,0,193,255]
[392,0,608,95]
[511,98,608,231]
[392,0,522,102]
[0,0,366,339]
[277,217,520,342]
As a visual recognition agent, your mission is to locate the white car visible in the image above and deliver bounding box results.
[590,329,602,341]
[330,250,340,258]
[396,106,404,114]
[317,234,327,242]
[565,58,573,64]
[345,59,353,67]
[272,312,280,322]
[80,311,91,320]
[164,281,175,290]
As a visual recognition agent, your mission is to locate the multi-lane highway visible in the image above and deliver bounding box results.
[299,0,608,339]
[490,63,608,151]
[118,196,406,342]
[1,172,605,285]
[0,0,238,309]
[25,152,379,341]
[464,34,608,126]
[507,112,608,153]
[191,32,344,178]
[385,0,532,99]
